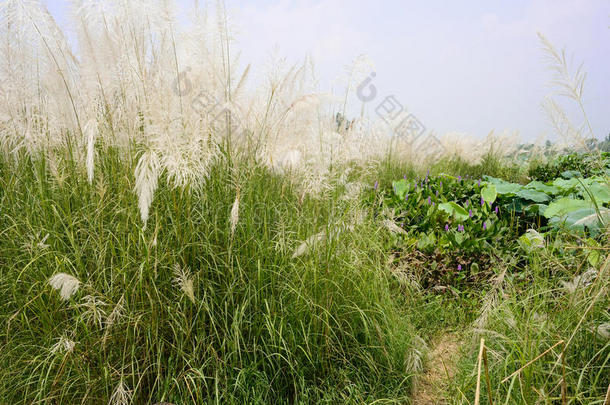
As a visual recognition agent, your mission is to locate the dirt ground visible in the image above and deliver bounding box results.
[412,333,462,404]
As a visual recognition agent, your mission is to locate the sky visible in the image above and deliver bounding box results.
[44,0,610,142]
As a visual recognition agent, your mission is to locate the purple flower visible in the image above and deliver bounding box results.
[405,194,409,201]
[432,202,435,206]
[458,175,461,181]
[445,224,449,231]
[404,174,407,179]
[439,181,442,187]
[427,196,431,205]
[481,197,485,206]
[469,209,473,218]
[457,264,462,271]
[465,201,469,207]
[495,206,499,214]
[478,179,481,187]
[458,224,464,232]
[483,222,487,230]
[374,181,378,190]
[436,190,439,196]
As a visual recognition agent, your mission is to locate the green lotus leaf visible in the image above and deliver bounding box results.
[392,179,409,200]
[516,189,550,203]
[525,181,560,195]
[581,182,610,204]
[481,184,497,205]
[543,198,594,219]
[438,202,469,221]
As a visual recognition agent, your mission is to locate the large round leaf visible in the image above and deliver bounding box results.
[392,179,409,200]
[481,184,497,205]
[551,208,606,234]
[561,170,582,179]
[572,208,610,227]
[525,181,560,195]
[516,189,550,203]
[543,198,594,219]
[553,178,581,193]
[503,198,528,213]
[581,183,610,204]
[438,202,469,220]
[524,203,548,215]
[495,183,522,195]
[483,176,521,195]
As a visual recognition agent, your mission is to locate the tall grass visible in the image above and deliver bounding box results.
[0,0,519,222]
[0,147,422,403]
[1,2,607,403]
[452,240,609,404]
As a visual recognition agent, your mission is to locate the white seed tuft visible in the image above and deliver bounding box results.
[230,187,240,237]
[109,380,132,405]
[292,231,326,258]
[49,273,81,301]
[591,323,610,340]
[84,118,98,184]
[134,151,160,225]
[173,264,195,304]
[80,295,108,329]
[405,336,426,373]
[50,335,76,355]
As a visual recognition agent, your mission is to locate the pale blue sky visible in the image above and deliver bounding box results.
[44,0,610,141]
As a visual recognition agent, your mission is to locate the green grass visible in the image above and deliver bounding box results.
[432,152,527,184]
[451,244,609,404]
[0,148,608,404]
[0,148,420,404]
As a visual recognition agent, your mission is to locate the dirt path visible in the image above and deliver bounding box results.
[412,333,462,404]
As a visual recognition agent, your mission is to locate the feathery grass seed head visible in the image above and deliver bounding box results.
[48,273,81,300]
[173,264,195,304]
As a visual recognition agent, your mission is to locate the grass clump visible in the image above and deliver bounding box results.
[452,244,609,404]
[0,149,420,404]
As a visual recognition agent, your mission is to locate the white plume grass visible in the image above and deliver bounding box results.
[134,151,160,226]
[405,336,426,373]
[109,380,132,405]
[173,264,195,304]
[292,231,326,259]
[230,186,240,237]
[538,32,596,151]
[591,323,610,340]
[0,0,516,218]
[48,273,81,300]
[50,334,76,355]
[79,294,108,329]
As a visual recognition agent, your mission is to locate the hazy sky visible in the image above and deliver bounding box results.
[45,0,610,141]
